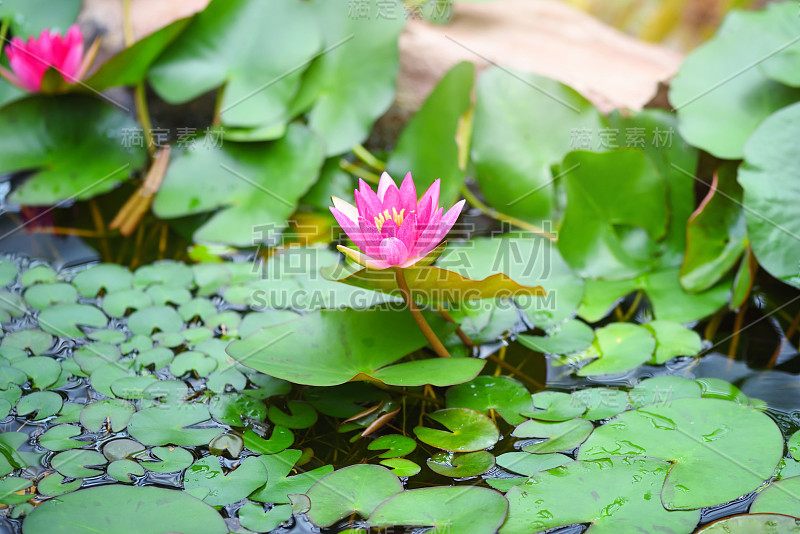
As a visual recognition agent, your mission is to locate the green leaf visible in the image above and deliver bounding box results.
[558,150,667,279]
[643,320,702,364]
[386,61,474,203]
[517,319,594,355]
[427,450,495,477]
[16,391,62,420]
[107,459,145,483]
[39,425,84,451]
[751,476,800,516]
[0,0,81,36]
[414,408,499,452]
[379,458,420,477]
[86,19,191,90]
[446,375,531,425]
[0,260,18,286]
[133,262,194,289]
[20,265,57,286]
[369,486,508,534]
[14,356,61,389]
[501,457,701,534]
[128,306,184,336]
[738,101,800,287]
[268,401,318,429]
[0,431,42,477]
[153,125,323,246]
[149,0,322,129]
[22,486,227,534]
[578,398,783,509]
[522,391,587,422]
[250,449,333,504]
[23,283,78,310]
[127,404,223,446]
[51,450,107,478]
[102,439,145,462]
[514,418,594,454]
[227,307,460,386]
[0,477,32,505]
[559,323,655,376]
[295,0,404,155]
[37,472,82,496]
[669,2,800,159]
[367,434,416,459]
[495,451,572,476]
[570,388,629,421]
[139,446,194,473]
[471,67,604,219]
[80,399,135,432]
[72,264,133,297]
[306,465,403,527]
[696,514,800,533]
[628,376,702,409]
[237,502,292,533]
[0,96,145,205]
[209,394,267,427]
[38,304,108,338]
[184,455,267,506]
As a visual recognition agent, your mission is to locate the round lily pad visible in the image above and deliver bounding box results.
[571,388,628,420]
[51,450,107,478]
[184,455,267,506]
[578,397,783,510]
[643,320,702,364]
[107,459,145,483]
[513,418,594,454]
[629,376,702,409]
[751,476,800,516]
[268,400,318,429]
[80,399,135,432]
[38,304,108,338]
[517,318,594,355]
[128,306,184,335]
[572,323,656,376]
[72,264,133,297]
[495,452,572,477]
[427,450,495,478]
[523,391,587,422]
[696,514,800,533]
[446,375,531,425]
[367,434,416,459]
[23,283,78,310]
[379,458,421,477]
[139,446,194,473]
[414,408,499,452]
[127,404,222,446]
[22,486,227,534]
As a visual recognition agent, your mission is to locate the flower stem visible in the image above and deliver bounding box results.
[460,184,557,241]
[394,267,451,358]
[352,144,386,172]
[340,159,380,184]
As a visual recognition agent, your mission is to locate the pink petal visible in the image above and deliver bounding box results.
[330,206,360,242]
[412,208,443,257]
[381,183,400,213]
[396,212,419,253]
[337,245,391,270]
[398,172,417,214]
[416,192,434,224]
[377,172,397,201]
[331,196,358,224]
[356,180,381,219]
[356,217,383,256]
[380,219,398,239]
[379,237,409,266]
[417,179,441,216]
[434,199,466,242]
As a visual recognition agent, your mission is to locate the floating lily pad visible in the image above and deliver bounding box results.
[643,321,703,364]
[72,264,133,297]
[369,486,508,534]
[14,356,61,389]
[427,450,495,478]
[518,319,594,355]
[38,304,108,338]
[209,394,267,427]
[559,323,655,376]
[379,458,420,477]
[23,283,78,310]
[16,391,62,420]
[306,464,403,527]
[578,397,783,509]
[571,388,628,420]
[209,433,243,458]
[501,457,701,534]
[414,408,499,452]
[0,432,43,476]
[269,401,318,429]
[523,391,587,422]
[128,404,222,446]
[22,486,227,534]
[51,450,107,478]
[367,434,416,459]
[495,452,572,477]
[0,477,32,505]
[37,472,81,496]
[80,399,135,432]
[237,502,292,533]
[139,446,194,473]
[696,514,800,533]
[184,455,267,506]
[102,439,145,462]
[2,329,52,355]
[514,418,594,454]
[0,261,18,287]
[39,425,84,451]
[628,376,702,409]
[107,459,145,483]
[250,449,333,504]
[751,476,800,516]
[446,376,531,425]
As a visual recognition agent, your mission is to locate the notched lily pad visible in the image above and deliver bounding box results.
[414,408,499,452]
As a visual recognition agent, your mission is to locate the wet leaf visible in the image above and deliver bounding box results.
[495,452,572,477]
[414,408,499,452]
[696,514,800,533]
[751,476,800,516]
[369,486,508,534]
[501,457,701,534]
[209,394,267,427]
[250,449,333,504]
[629,376,701,409]
[306,464,403,527]
[643,321,702,364]
[184,455,267,506]
[446,375,531,425]
[514,418,594,454]
[559,323,655,376]
[579,398,783,509]
[51,450,107,478]
[571,388,628,421]
[22,486,227,534]
[127,404,223,446]
[237,502,292,533]
[518,319,594,355]
[427,450,495,477]
[523,391,587,422]
[379,458,420,477]
[268,401,318,429]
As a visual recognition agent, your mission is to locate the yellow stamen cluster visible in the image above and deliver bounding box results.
[374,207,405,231]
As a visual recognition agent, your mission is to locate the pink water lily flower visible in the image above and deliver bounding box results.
[3,25,85,92]
[331,172,465,270]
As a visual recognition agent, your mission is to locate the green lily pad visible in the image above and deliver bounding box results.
[242,428,295,456]
[0,96,146,205]
[73,343,123,375]
[571,388,629,421]
[696,514,800,533]
[14,356,61,389]
[268,400,318,429]
[414,408,499,452]
[22,486,227,534]
[367,434,416,459]
[139,446,194,473]
[184,455,267,506]
[427,450,495,478]
[250,449,333,504]
[127,306,183,336]
[306,464,403,527]
[514,418,594,454]
[227,307,460,386]
[643,320,703,364]
[133,263,194,289]
[101,289,153,318]
[0,366,27,388]
[523,391,587,422]
[102,439,145,462]
[578,397,783,509]
[19,265,56,286]
[37,473,82,496]
[369,486,508,534]
[170,351,217,377]
[38,304,108,338]
[16,391,62,420]
[237,502,292,533]
[39,425,84,451]
[446,375,531,425]
[51,450,107,478]
[107,459,145,483]
[80,399,135,432]
[495,451,572,477]
[0,432,43,476]
[0,477,32,505]
[72,264,133,297]
[0,0,81,36]
[23,283,78,310]
[0,261,18,286]
[209,433,243,458]
[751,476,800,516]
[790,430,800,461]
[560,323,656,376]
[2,329,52,355]
[127,404,223,446]
[629,376,702,409]
[517,319,594,355]
[379,458,421,477]
[500,457,701,534]
[696,377,751,404]
[209,393,266,426]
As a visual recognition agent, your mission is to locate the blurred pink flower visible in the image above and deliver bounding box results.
[4,25,84,92]
[331,172,465,269]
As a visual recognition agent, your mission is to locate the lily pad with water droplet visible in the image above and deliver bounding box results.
[369,486,508,534]
[523,391,587,422]
[514,418,594,454]
[629,376,702,408]
[306,464,404,527]
[427,450,495,478]
[22,485,227,534]
[209,393,267,427]
[184,455,267,506]
[500,457,701,534]
[578,397,783,510]
[446,375,531,425]
[571,388,628,420]
[696,514,800,533]
[751,476,800,516]
[414,408,499,452]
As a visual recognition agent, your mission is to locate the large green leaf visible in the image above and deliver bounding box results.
[501,457,701,534]
[751,476,800,516]
[681,165,747,292]
[414,408,499,452]
[0,0,81,36]
[293,0,404,155]
[578,398,783,510]
[127,404,223,446]
[386,61,474,203]
[669,2,800,159]
[696,515,800,533]
[557,323,655,376]
[0,96,146,205]
[22,486,227,534]
[738,101,800,287]
[153,124,323,245]
[226,307,472,386]
[558,150,667,279]
[471,67,604,219]
[148,0,322,129]
[184,455,267,506]
[446,375,531,425]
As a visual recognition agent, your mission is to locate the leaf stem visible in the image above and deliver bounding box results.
[459,184,557,241]
[340,159,380,184]
[0,18,9,56]
[352,144,385,172]
[122,0,155,156]
[394,267,451,358]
